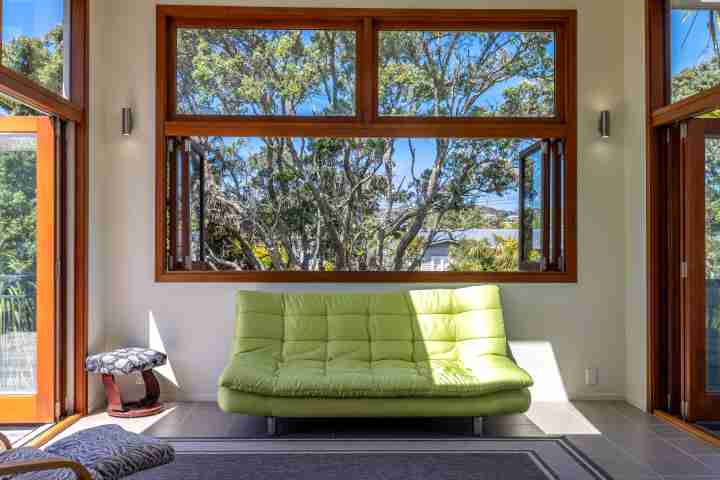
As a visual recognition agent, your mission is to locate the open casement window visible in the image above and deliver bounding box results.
[156,7,578,283]
[518,139,564,272]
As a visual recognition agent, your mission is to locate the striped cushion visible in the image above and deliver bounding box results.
[0,447,79,480]
[45,425,174,480]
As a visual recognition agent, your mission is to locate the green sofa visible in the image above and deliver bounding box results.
[218,285,533,434]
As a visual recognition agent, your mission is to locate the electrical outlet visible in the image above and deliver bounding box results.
[585,367,599,386]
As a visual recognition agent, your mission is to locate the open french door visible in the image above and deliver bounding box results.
[680,118,720,421]
[0,116,56,423]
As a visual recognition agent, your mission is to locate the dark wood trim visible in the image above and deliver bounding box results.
[654,410,720,449]
[165,119,570,139]
[156,270,577,283]
[57,118,67,419]
[156,6,578,284]
[652,84,720,127]
[70,0,89,416]
[646,0,668,413]
[158,6,577,21]
[0,66,82,122]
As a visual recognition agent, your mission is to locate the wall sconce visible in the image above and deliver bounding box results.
[599,110,610,139]
[121,107,133,136]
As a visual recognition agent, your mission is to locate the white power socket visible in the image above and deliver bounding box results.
[585,367,599,386]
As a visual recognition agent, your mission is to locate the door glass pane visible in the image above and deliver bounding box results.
[176,28,356,116]
[378,30,555,117]
[705,135,720,393]
[1,0,67,97]
[0,132,37,394]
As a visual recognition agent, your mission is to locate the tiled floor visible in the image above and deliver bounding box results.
[1,424,51,446]
[51,401,720,479]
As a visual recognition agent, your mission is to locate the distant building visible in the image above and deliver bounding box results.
[419,229,538,271]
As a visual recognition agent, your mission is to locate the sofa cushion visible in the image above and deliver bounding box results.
[219,285,533,398]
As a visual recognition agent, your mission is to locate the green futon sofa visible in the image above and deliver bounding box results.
[218,285,533,435]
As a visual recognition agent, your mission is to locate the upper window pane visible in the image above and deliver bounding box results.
[2,0,66,96]
[671,2,720,102]
[176,28,356,116]
[378,30,555,117]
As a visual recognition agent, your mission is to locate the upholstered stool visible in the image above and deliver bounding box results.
[86,348,167,418]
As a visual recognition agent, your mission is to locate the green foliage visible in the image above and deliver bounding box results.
[1,24,64,98]
[180,29,555,272]
[448,237,519,272]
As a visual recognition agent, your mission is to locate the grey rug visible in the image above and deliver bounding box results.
[126,438,611,479]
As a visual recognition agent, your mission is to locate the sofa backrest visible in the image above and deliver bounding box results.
[233,285,509,364]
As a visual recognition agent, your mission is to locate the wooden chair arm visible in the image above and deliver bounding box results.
[0,432,11,450]
[0,458,93,480]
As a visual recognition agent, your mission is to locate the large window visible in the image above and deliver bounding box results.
[157,7,577,282]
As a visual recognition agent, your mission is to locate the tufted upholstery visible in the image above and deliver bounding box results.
[219,285,532,399]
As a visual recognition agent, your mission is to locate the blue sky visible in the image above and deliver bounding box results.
[671,8,720,75]
[2,0,63,43]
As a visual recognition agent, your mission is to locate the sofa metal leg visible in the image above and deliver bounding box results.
[472,417,484,436]
[267,416,277,436]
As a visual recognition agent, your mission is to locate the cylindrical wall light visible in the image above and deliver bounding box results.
[599,110,610,139]
[121,107,133,136]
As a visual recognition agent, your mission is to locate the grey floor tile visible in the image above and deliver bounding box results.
[651,424,691,437]
[566,435,658,477]
[696,454,720,472]
[663,436,720,455]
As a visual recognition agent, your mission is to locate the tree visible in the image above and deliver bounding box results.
[176,29,554,272]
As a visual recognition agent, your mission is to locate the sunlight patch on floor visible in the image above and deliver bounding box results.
[45,405,178,447]
[525,402,601,435]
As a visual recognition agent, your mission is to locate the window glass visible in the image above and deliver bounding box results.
[168,136,540,272]
[671,1,720,102]
[176,28,356,116]
[378,31,555,117]
[0,95,46,394]
[2,0,66,96]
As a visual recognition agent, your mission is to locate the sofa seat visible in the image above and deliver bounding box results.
[220,354,532,398]
[219,286,533,417]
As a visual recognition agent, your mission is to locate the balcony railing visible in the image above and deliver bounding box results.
[0,273,37,394]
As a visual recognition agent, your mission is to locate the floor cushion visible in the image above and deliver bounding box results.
[45,425,174,480]
[0,448,78,480]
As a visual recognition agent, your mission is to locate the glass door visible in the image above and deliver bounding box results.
[0,116,56,423]
[681,118,720,421]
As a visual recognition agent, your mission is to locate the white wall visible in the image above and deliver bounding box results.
[89,0,638,404]
[623,0,648,410]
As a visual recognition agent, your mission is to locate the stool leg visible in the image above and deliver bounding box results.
[141,370,161,406]
[101,374,124,413]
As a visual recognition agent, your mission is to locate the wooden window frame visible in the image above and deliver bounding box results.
[0,0,89,417]
[155,6,578,283]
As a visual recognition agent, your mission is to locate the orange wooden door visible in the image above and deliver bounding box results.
[0,117,56,423]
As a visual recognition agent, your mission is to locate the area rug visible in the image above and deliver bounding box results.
[126,438,611,479]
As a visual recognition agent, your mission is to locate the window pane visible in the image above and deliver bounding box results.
[520,145,544,266]
[2,0,66,96]
[671,2,720,102]
[176,29,356,116]
[169,136,555,273]
[378,31,555,117]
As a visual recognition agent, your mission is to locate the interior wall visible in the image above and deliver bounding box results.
[623,0,647,410]
[89,0,632,403]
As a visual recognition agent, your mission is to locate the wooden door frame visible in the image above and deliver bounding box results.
[0,117,56,423]
[646,0,720,414]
